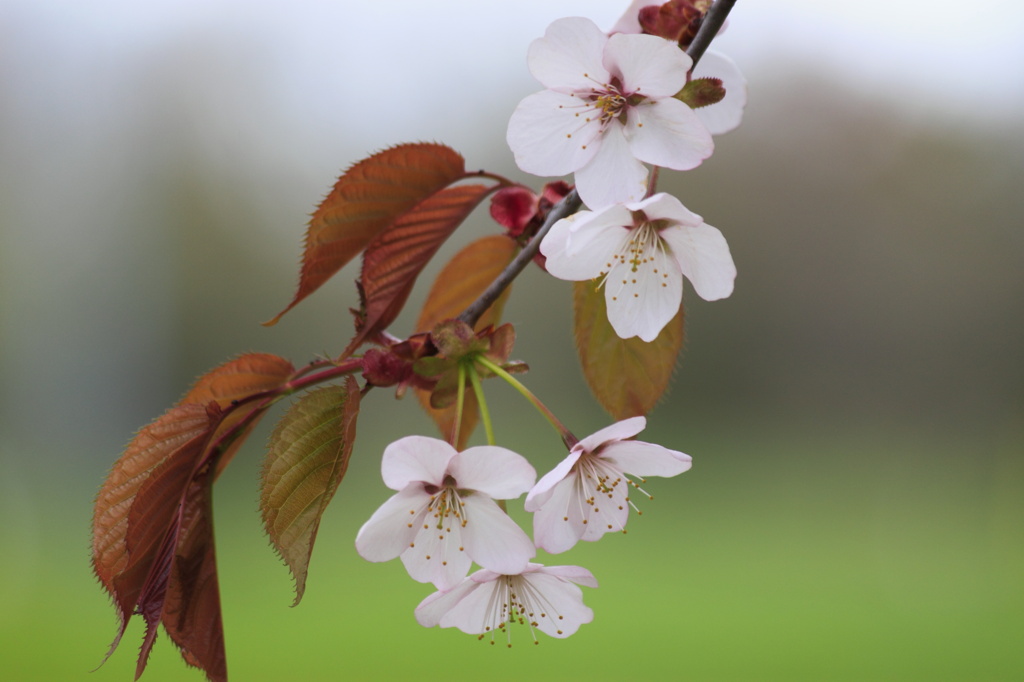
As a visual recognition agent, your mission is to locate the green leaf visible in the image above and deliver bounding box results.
[573,280,684,419]
[261,378,361,605]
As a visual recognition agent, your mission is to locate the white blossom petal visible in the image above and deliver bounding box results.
[507,89,603,177]
[448,446,535,499]
[574,415,646,454]
[459,496,534,575]
[626,97,713,171]
[600,440,692,478]
[380,436,453,490]
[413,577,477,628]
[603,237,683,342]
[400,512,473,590]
[530,472,589,554]
[693,50,747,135]
[543,210,633,282]
[525,450,582,512]
[660,222,736,301]
[354,486,429,562]
[574,123,649,207]
[527,17,610,92]
[537,564,600,589]
[609,0,651,35]
[416,564,596,640]
[631,192,703,227]
[604,31,691,98]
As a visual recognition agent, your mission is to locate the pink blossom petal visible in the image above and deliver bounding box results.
[603,238,683,342]
[693,51,747,135]
[609,0,652,35]
[421,565,595,639]
[527,17,610,93]
[660,222,736,301]
[459,496,535,575]
[525,450,582,511]
[574,123,649,207]
[536,564,600,589]
[604,31,691,97]
[448,445,536,499]
[574,416,646,454]
[632,192,703,227]
[626,97,713,171]
[542,208,633,282]
[354,486,429,562]
[600,440,692,477]
[507,89,603,177]
[414,577,477,628]
[530,473,589,554]
[380,435,454,490]
[577,472,630,542]
[508,571,594,637]
[400,516,473,590]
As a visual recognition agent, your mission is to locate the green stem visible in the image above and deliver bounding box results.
[466,364,495,446]
[451,363,467,447]
[476,356,577,450]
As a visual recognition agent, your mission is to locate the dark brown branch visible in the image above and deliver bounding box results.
[686,0,737,67]
[458,188,581,328]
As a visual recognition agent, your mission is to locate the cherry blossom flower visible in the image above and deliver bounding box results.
[610,0,747,135]
[355,436,536,590]
[506,16,713,208]
[525,416,691,554]
[540,191,735,342]
[414,563,598,644]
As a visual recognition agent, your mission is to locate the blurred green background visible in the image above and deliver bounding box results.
[1,1,1022,680]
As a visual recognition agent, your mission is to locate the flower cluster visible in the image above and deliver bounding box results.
[356,417,691,643]
[507,3,744,342]
[355,0,737,646]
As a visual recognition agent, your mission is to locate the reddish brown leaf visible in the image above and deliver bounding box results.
[180,353,296,476]
[180,353,295,407]
[93,404,214,598]
[573,280,684,419]
[413,234,519,446]
[266,143,470,325]
[261,378,361,605]
[93,354,295,596]
[341,183,495,357]
[161,471,226,682]
[93,353,297,682]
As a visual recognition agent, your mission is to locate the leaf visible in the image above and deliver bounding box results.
[93,354,295,596]
[415,234,519,334]
[573,280,684,419]
[93,404,214,598]
[261,378,361,605]
[180,353,296,476]
[92,353,297,682]
[105,403,224,680]
[413,235,519,447]
[266,143,470,325]
[341,182,495,357]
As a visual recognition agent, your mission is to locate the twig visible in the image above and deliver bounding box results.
[686,0,737,67]
[458,188,581,328]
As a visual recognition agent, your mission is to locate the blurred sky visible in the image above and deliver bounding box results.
[1,2,1022,680]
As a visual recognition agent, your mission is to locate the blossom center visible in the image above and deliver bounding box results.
[597,221,672,302]
[424,476,468,531]
[478,574,567,646]
[593,87,628,124]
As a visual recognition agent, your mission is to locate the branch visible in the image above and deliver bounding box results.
[686,0,737,68]
[458,188,581,328]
